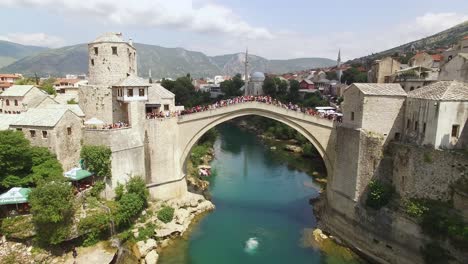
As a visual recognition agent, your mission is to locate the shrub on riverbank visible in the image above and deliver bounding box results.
[29,180,75,245]
[157,206,175,223]
[114,177,149,228]
[365,180,394,210]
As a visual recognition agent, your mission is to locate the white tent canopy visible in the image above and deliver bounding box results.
[84,117,104,125]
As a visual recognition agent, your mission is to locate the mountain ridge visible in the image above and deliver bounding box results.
[0,42,336,78]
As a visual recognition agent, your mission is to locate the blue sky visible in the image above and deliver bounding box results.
[0,0,467,60]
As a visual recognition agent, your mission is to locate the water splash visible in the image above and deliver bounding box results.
[244,237,259,254]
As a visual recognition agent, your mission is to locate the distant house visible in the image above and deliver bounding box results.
[0,74,22,84]
[408,52,441,69]
[145,83,176,114]
[299,79,315,90]
[367,57,401,83]
[442,36,468,65]
[0,85,55,114]
[404,81,468,149]
[392,66,437,93]
[439,53,468,83]
[54,78,87,94]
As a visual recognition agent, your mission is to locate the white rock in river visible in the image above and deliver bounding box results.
[145,250,159,264]
[135,238,157,258]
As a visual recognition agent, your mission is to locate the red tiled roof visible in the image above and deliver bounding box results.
[432,54,444,62]
[0,82,12,88]
[463,36,468,40]
[0,74,21,78]
[54,78,80,85]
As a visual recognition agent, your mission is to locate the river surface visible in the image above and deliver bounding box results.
[159,123,360,264]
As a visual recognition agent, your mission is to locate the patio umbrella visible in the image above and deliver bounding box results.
[64,167,93,181]
[0,187,31,205]
[84,117,104,126]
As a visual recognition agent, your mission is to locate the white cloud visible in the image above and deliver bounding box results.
[0,0,273,39]
[0,32,65,47]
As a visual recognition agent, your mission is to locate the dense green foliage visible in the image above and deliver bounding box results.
[14,77,37,85]
[404,199,429,218]
[190,128,218,167]
[220,73,244,97]
[262,76,278,97]
[29,181,75,245]
[365,180,394,209]
[161,75,211,107]
[301,93,329,108]
[80,145,112,178]
[114,177,149,228]
[0,215,35,239]
[78,213,111,246]
[137,223,156,241]
[157,206,175,224]
[90,181,105,197]
[40,78,56,95]
[288,80,300,103]
[341,67,367,84]
[0,131,63,190]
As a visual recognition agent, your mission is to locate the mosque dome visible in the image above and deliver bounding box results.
[251,72,265,82]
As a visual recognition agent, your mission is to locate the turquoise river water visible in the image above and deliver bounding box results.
[159,123,361,264]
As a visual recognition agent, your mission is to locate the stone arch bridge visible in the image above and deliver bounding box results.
[145,101,338,200]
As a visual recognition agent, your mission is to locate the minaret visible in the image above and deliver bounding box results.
[244,47,250,95]
[149,69,153,84]
[336,49,342,83]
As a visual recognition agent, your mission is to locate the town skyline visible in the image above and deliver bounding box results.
[0,0,467,60]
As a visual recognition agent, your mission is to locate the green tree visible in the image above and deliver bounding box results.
[80,145,112,178]
[262,76,277,96]
[24,147,63,186]
[302,93,328,108]
[0,131,32,189]
[220,74,244,98]
[15,77,37,85]
[29,180,74,245]
[277,80,289,100]
[288,80,300,103]
[326,71,338,80]
[342,67,367,84]
[40,78,56,95]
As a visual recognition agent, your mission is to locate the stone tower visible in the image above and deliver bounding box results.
[88,32,137,86]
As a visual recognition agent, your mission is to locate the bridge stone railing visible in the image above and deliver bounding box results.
[177,101,336,128]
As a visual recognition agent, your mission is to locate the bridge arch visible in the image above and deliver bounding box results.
[177,103,336,179]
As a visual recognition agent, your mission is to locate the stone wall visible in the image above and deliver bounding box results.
[390,143,468,201]
[83,126,145,198]
[79,85,113,124]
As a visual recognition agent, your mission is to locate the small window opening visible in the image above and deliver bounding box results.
[30,130,36,137]
[139,88,145,97]
[127,88,133,97]
[67,127,72,135]
[91,59,94,66]
[42,131,48,138]
[112,46,118,55]
[452,125,460,138]
[351,111,355,121]
[94,47,98,55]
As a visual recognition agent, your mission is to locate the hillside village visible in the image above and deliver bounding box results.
[0,25,467,264]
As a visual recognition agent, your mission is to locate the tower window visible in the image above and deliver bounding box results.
[14,100,18,106]
[30,130,36,138]
[42,131,48,138]
[67,127,72,135]
[414,121,418,131]
[139,88,145,96]
[5,99,9,106]
[127,88,133,97]
[112,46,118,55]
[91,59,94,66]
[452,125,460,138]
[407,119,410,129]
[94,47,98,55]
[423,123,426,134]
[351,111,355,121]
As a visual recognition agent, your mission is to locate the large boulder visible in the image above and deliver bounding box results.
[145,250,159,264]
[175,208,190,225]
[284,144,303,153]
[134,239,157,258]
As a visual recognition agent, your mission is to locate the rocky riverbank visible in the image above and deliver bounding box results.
[129,192,215,264]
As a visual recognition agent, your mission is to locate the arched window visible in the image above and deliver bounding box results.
[14,100,18,106]
[5,99,9,106]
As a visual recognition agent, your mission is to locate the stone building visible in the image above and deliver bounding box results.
[9,108,83,170]
[367,57,401,83]
[442,36,468,64]
[392,66,437,93]
[403,81,468,149]
[244,72,265,95]
[438,53,468,83]
[145,83,175,114]
[79,32,138,124]
[0,85,55,114]
[341,83,407,143]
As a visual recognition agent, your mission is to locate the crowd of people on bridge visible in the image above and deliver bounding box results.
[101,121,129,129]
[179,95,343,122]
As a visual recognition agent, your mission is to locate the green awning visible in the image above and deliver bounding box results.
[64,167,93,181]
[0,187,31,205]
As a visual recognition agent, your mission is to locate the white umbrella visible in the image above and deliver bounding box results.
[84,117,104,125]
